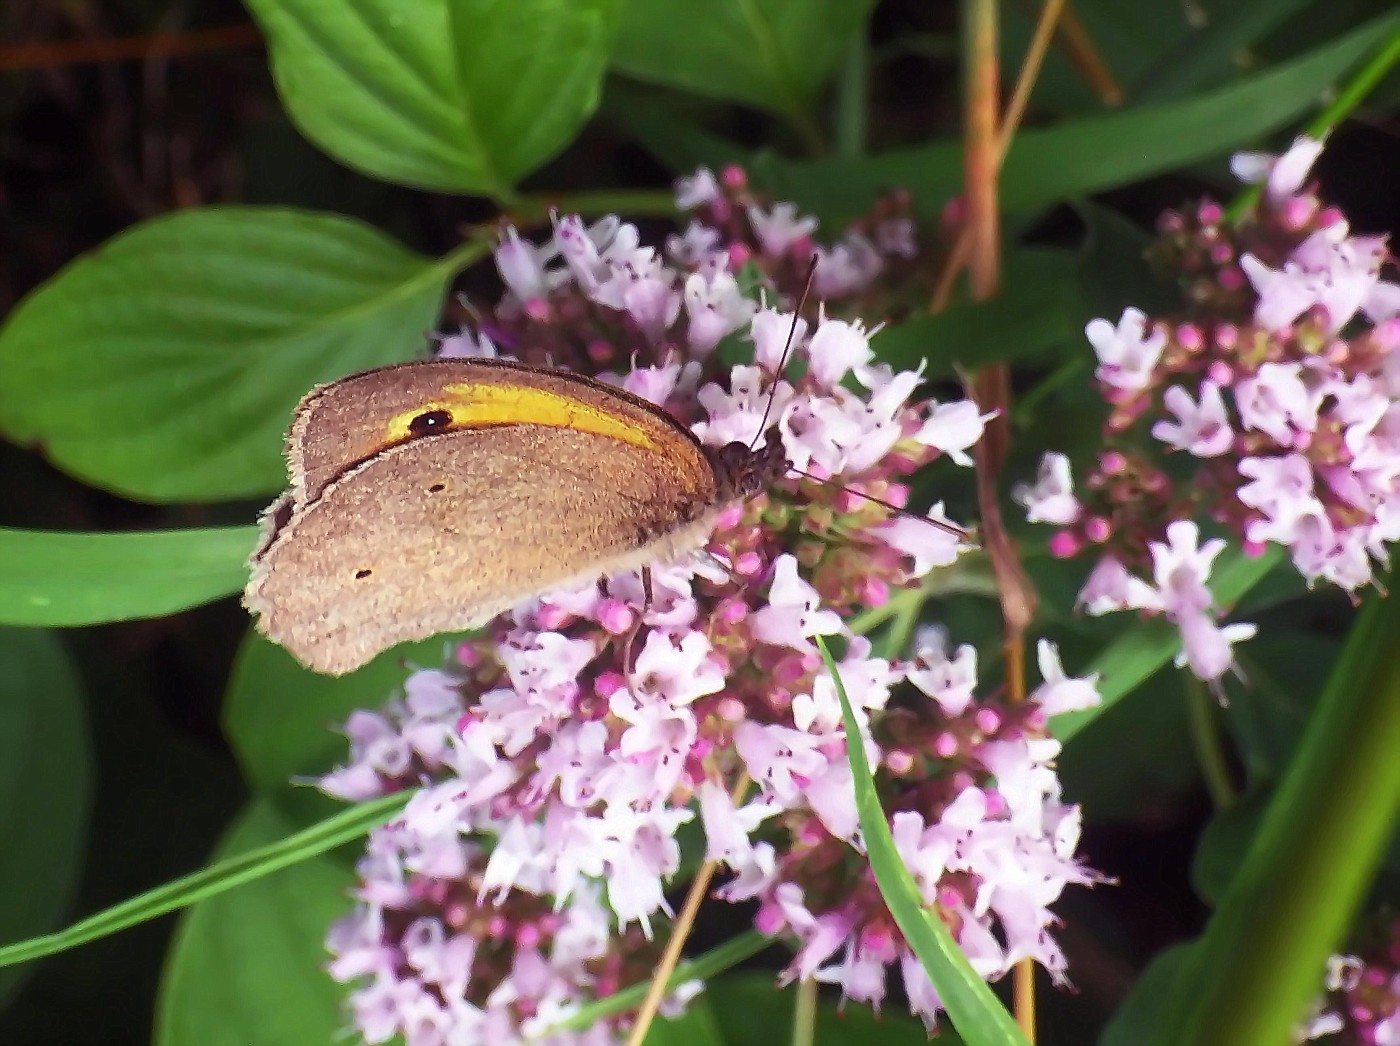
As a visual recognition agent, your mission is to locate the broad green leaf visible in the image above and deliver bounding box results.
[248,0,622,195]
[0,526,255,626]
[1073,201,1170,320]
[1191,787,1271,907]
[0,630,91,1005]
[1057,664,1196,824]
[757,12,1400,226]
[154,800,355,1046]
[999,0,1191,116]
[0,208,458,502]
[1098,943,1197,1046]
[1131,0,1319,102]
[869,249,1085,375]
[1167,587,1400,1044]
[0,792,405,972]
[598,83,750,175]
[816,638,1029,1046]
[1226,627,1335,781]
[225,630,463,793]
[1053,546,1284,744]
[613,0,874,123]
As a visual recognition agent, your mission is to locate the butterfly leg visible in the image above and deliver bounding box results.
[618,565,654,681]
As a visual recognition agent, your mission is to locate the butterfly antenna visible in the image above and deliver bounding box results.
[749,253,819,450]
[786,465,971,540]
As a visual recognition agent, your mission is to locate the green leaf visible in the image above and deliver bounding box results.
[705,973,958,1045]
[598,83,750,175]
[642,990,725,1045]
[225,630,462,793]
[869,249,1085,375]
[1225,627,1335,781]
[1167,587,1400,1044]
[998,0,1189,116]
[1131,0,1319,102]
[0,526,256,626]
[0,208,458,503]
[0,791,405,972]
[543,930,773,1035]
[757,12,1400,226]
[1073,201,1171,320]
[0,629,91,1006]
[154,800,355,1046]
[614,0,874,123]
[815,637,1030,1046]
[1098,943,1197,1046]
[1191,787,1271,907]
[1053,546,1284,745]
[248,0,622,195]
[1057,666,1196,824]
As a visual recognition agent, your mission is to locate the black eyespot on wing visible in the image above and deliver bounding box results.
[354,568,372,579]
[428,482,446,493]
[409,409,453,436]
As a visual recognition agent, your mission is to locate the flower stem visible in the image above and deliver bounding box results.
[1185,673,1236,809]
[791,977,818,1046]
[1229,28,1400,220]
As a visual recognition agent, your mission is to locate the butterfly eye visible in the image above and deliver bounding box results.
[409,409,453,436]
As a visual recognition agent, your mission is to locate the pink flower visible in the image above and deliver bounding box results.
[675,167,721,210]
[747,202,818,256]
[665,219,723,267]
[683,269,756,353]
[1242,226,1390,334]
[1014,452,1083,525]
[1149,520,1225,615]
[1030,641,1102,715]
[1147,521,1256,685]
[915,399,995,466]
[1234,362,1318,446]
[1152,381,1234,456]
[1229,135,1325,201]
[1174,611,1257,684]
[434,328,499,359]
[905,635,978,716]
[313,203,1093,1042]
[806,316,874,387]
[588,246,681,344]
[494,226,559,303]
[1087,308,1167,392]
[748,307,808,372]
[734,721,830,806]
[694,363,794,448]
[1236,454,1322,546]
[1077,556,1163,616]
[811,234,883,297]
[750,555,843,650]
[876,508,965,576]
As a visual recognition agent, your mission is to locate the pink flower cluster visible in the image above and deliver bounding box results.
[1301,928,1400,1044]
[1016,136,1400,689]
[320,174,1100,1043]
